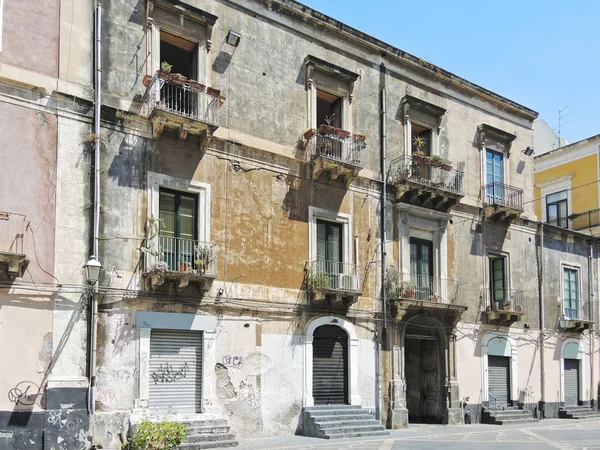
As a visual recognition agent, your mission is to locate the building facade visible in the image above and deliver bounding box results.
[1,1,599,449]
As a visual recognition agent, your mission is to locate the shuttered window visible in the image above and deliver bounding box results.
[564,268,579,319]
[564,358,580,402]
[488,355,510,406]
[149,329,203,414]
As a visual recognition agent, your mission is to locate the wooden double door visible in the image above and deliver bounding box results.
[405,338,442,423]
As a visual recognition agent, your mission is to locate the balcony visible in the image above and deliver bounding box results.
[482,288,525,325]
[144,236,217,293]
[389,154,464,212]
[571,209,600,231]
[0,212,29,279]
[304,126,365,187]
[142,71,224,147]
[385,269,467,325]
[306,260,361,307]
[560,303,594,332]
[481,182,524,222]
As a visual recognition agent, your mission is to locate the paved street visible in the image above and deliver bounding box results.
[238,418,600,450]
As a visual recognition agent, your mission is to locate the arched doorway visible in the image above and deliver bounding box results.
[404,315,443,423]
[312,325,349,405]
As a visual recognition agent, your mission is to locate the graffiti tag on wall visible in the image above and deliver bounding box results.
[151,362,189,384]
[8,381,41,406]
[222,355,242,368]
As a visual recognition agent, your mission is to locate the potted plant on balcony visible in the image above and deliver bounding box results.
[430,154,443,167]
[319,114,336,136]
[157,61,173,81]
[206,87,221,98]
[170,73,187,85]
[148,260,169,288]
[303,128,317,139]
[194,245,214,275]
[401,281,416,299]
[335,128,351,139]
[189,80,206,92]
[178,259,191,273]
[503,300,512,311]
[307,270,331,290]
[352,132,367,143]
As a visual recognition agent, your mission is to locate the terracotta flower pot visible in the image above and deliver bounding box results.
[142,74,153,87]
[335,128,351,138]
[207,87,221,97]
[218,95,226,106]
[157,70,173,82]
[189,81,206,92]
[319,124,335,135]
[170,74,187,85]
[352,133,366,142]
[441,163,452,171]
[304,128,317,139]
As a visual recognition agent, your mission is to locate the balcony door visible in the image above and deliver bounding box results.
[317,220,343,288]
[564,268,579,319]
[486,149,504,203]
[489,255,507,309]
[159,189,197,272]
[410,238,433,301]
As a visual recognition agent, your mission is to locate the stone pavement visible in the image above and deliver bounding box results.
[237,418,600,449]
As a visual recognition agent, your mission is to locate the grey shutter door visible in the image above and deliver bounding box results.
[564,359,580,402]
[149,329,203,414]
[313,326,348,405]
[488,355,510,406]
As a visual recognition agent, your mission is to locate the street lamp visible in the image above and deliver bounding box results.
[84,255,102,284]
[522,146,535,156]
[559,315,570,331]
[225,30,242,47]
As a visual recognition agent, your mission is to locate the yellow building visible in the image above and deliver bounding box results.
[534,134,600,235]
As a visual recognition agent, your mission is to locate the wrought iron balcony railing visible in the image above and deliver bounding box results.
[306,260,360,293]
[305,129,365,167]
[143,73,222,126]
[385,269,465,305]
[564,301,594,322]
[145,236,217,278]
[388,154,464,196]
[482,182,523,211]
[0,211,27,255]
[481,288,524,314]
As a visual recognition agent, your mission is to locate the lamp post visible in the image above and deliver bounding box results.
[83,255,102,414]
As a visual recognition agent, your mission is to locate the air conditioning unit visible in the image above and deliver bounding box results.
[339,274,358,292]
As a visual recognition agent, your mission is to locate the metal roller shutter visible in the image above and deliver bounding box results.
[488,355,510,406]
[313,325,348,405]
[149,329,203,414]
[564,359,580,402]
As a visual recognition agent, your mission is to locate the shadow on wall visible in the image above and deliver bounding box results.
[107,133,147,188]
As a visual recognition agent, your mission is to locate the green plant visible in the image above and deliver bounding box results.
[194,244,214,274]
[149,261,169,273]
[122,419,187,450]
[412,134,427,151]
[160,61,172,73]
[307,270,330,290]
[430,155,443,164]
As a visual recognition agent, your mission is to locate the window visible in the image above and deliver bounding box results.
[546,191,568,228]
[316,89,342,128]
[410,238,433,301]
[316,220,343,287]
[485,149,504,203]
[160,31,197,80]
[489,254,507,308]
[159,189,198,271]
[563,268,579,319]
[411,124,432,156]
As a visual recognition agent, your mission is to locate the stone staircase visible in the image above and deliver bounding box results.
[175,418,238,449]
[559,406,600,419]
[482,406,537,425]
[301,405,389,439]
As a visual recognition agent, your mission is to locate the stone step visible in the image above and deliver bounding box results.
[314,419,382,428]
[304,405,363,412]
[185,433,236,443]
[177,419,229,428]
[321,425,387,435]
[323,430,390,439]
[176,440,238,449]
[492,412,533,419]
[186,426,231,435]
[308,409,374,417]
[494,417,538,425]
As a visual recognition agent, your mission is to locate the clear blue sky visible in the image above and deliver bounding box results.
[300,0,600,143]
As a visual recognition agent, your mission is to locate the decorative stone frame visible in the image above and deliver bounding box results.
[146,0,217,85]
[395,203,449,281]
[478,124,517,192]
[147,171,211,245]
[308,206,353,266]
[303,315,360,406]
[537,175,573,224]
[481,332,518,403]
[560,338,584,403]
[402,95,446,158]
[304,55,359,132]
[134,311,219,414]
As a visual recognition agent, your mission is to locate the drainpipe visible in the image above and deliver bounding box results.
[380,63,387,330]
[588,241,594,406]
[379,62,387,424]
[538,223,546,415]
[88,2,102,416]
